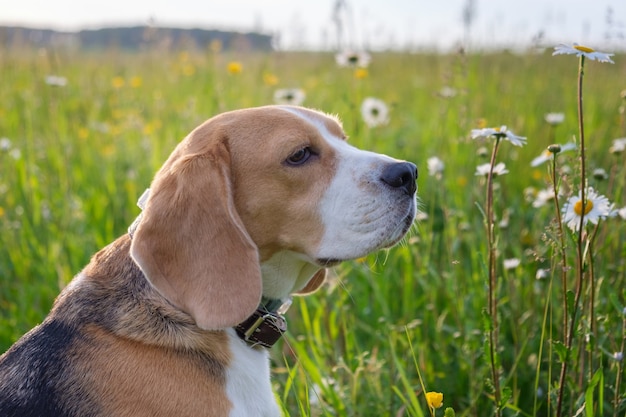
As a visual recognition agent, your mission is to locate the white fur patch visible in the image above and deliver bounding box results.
[261,250,320,299]
[225,329,281,417]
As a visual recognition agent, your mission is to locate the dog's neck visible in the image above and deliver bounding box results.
[260,250,320,299]
[230,251,319,349]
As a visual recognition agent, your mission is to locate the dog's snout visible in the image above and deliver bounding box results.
[380,162,417,196]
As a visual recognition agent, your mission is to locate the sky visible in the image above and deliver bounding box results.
[1,0,624,51]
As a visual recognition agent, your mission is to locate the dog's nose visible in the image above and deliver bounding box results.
[381,162,418,196]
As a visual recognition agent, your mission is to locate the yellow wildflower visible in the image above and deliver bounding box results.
[425,391,444,409]
[111,76,125,89]
[227,61,243,74]
[130,76,142,88]
[78,127,89,140]
[354,68,368,79]
[101,144,116,157]
[182,64,196,76]
[263,73,279,86]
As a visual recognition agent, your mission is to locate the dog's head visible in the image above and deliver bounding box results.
[130,106,417,330]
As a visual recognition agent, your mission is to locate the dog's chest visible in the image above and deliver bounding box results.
[224,329,281,417]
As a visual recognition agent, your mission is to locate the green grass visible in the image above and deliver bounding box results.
[1,45,625,416]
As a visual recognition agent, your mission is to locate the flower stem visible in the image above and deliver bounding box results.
[586,223,600,380]
[577,55,587,232]
[555,53,587,417]
[550,155,568,338]
[486,137,502,417]
[406,327,435,417]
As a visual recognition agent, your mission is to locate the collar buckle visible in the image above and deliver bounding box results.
[235,309,287,349]
[235,297,291,348]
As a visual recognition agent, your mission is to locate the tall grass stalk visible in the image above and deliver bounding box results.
[407,328,434,417]
[549,146,569,336]
[555,53,591,417]
[485,137,503,417]
[532,147,569,417]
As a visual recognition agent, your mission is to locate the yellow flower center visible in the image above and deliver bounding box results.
[574,44,594,53]
[574,199,593,216]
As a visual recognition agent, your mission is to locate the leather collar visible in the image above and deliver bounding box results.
[234,298,291,348]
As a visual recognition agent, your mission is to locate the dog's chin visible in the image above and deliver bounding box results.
[316,211,416,267]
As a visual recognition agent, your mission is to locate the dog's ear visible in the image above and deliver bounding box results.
[294,269,327,295]
[130,132,261,330]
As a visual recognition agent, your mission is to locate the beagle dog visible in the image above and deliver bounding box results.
[0,105,417,416]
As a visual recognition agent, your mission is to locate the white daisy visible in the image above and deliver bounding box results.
[335,50,371,68]
[535,268,550,280]
[609,137,626,154]
[438,86,457,98]
[427,156,444,178]
[530,142,576,167]
[9,148,21,160]
[592,168,608,181]
[545,112,565,125]
[618,207,626,220]
[360,97,389,128]
[45,75,68,87]
[475,162,508,177]
[273,88,306,106]
[524,186,537,202]
[503,258,520,270]
[532,188,558,208]
[0,137,11,151]
[471,126,527,147]
[552,43,614,64]
[476,146,489,158]
[561,187,612,232]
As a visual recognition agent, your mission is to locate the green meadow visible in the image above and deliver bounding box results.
[1,45,625,416]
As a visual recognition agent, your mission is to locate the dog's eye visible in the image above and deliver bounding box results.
[286,147,311,166]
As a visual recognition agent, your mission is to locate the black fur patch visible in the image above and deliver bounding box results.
[0,319,87,417]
